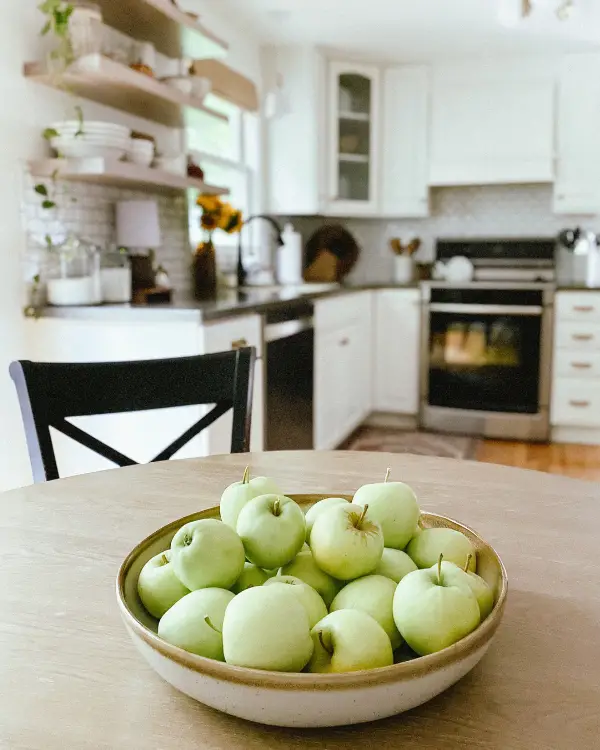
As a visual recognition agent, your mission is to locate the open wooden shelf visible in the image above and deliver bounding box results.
[23,56,228,128]
[29,158,230,196]
[95,0,228,59]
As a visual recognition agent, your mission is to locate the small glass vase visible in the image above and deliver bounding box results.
[193,239,217,300]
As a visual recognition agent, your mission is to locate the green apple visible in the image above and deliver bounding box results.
[374,548,418,583]
[331,574,402,649]
[393,555,480,655]
[158,588,234,659]
[307,609,393,673]
[220,466,280,529]
[231,562,269,594]
[222,585,313,671]
[437,557,494,619]
[406,527,476,571]
[309,503,384,581]
[170,518,245,591]
[304,497,349,542]
[353,468,420,550]
[236,494,306,569]
[280,549,342,606]
[264,575,327,628]
[137,549,190,619]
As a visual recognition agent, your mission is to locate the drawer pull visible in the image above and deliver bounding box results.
[572,334,594,341]
[569,400,591,408]
[571,362,593,369]
[573,306,595,313]
[231,338,249,350]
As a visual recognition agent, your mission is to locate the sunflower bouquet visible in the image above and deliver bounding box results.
[196,194,243,244]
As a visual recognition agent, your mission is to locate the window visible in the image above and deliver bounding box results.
[187,95,260,269]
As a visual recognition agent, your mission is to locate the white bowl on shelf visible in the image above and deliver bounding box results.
[190,76,211,102]
[153,154,187,176]
[162,76,193,96]
[50,136,127,160]
[51,121,131,139]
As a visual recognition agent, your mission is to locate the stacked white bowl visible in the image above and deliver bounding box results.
[128,139,155,168]
[49,121,131,160]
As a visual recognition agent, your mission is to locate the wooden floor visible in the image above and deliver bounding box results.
[476,440,600,482]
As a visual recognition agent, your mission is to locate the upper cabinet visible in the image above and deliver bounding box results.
[554,54,600,215]
[429,60,555,186]
[381,66,430,218]
[325,62,380,216]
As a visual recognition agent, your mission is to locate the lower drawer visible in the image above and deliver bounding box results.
[554,351,600,379]
[552,378,600,426]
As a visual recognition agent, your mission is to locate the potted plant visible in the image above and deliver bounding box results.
[193,195,243,300]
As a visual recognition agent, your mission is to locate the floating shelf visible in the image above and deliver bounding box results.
[23,56,228,128]
[29,158,230,196]
[338,111,370,122]
[95,0,228,59]
[339,153,370,163]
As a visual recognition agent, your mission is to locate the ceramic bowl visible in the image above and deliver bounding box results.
[117,495,508,728]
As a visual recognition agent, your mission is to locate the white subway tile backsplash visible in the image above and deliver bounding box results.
[22,172,191,292]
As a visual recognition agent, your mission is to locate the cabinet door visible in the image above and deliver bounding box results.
[374,291,421,414]
[430,60,555,186]
[554,54,600,215]
[325,61,380,216]
[314,329,348,450]
[381,66,430,217]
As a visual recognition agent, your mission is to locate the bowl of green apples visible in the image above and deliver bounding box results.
[117,468,507,728]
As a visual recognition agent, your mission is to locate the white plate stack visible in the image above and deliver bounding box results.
[49,121,132,160]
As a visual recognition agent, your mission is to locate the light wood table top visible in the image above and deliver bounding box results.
[1,451,599,749]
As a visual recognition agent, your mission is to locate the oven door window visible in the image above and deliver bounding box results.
[427,312,541,414]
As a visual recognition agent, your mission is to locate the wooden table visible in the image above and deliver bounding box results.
[1,451,599,749]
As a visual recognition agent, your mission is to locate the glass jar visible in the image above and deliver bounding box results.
[100,249,131,303]
[68,2,104,60]
[46,235,102,306]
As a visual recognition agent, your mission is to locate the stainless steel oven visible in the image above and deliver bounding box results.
[421,282,555,440]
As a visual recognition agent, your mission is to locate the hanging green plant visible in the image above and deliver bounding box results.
[39,0,75,68]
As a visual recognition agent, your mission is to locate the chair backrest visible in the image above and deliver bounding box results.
[9,348,256,483]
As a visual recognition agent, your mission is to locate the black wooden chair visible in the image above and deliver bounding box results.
[9,348,256,483]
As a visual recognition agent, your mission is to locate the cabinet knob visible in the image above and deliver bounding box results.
[572,334,594,341]
[339,338,349,347]
[231,338,249,350]
[570,400,591,408]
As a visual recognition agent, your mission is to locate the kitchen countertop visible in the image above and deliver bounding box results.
[35,283,420,324]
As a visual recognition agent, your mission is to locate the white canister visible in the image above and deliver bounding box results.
[276,223,304,285]
[47,276,98,306]
[100,267,132,303]
[393,255,415,285]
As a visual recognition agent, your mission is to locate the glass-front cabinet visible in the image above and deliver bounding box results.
[327,61,380,215]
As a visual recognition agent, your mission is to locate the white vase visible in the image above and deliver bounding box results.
[393,255,414,285]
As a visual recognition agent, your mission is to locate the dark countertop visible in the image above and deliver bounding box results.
[36,283,420,324]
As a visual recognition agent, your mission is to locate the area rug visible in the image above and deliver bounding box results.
[343,427,478,460]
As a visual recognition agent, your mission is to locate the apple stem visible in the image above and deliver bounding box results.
[160,553,169,565]
[464,553,473,573]
[272,498,281,517]
[357,504,369,529]
[204,615,222,634]
[437,553,443,585]
[242,466,250,484]
[384,467,391,483]
[318,630,333,655]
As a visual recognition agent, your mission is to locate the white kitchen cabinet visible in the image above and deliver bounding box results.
[554,54,600,215]
[381,66,430,217]
[429,60,555,186]
[325,61,380,216]
[373,289,421,415]
[263,45,326,216]
[551,291,600,444]
[314,293,372,449]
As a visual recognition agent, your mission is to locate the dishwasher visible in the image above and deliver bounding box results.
[264,300,314,450]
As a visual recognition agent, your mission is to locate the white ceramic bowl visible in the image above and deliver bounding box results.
[117,495,508,728]
[190,75,211,102]
[163,76,193,95]
[50,137,127,160]
[51,121,131,139]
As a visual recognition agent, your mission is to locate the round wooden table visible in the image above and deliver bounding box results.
[1,451,599,749]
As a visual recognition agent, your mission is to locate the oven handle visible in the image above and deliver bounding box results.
[428,303,543,316]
